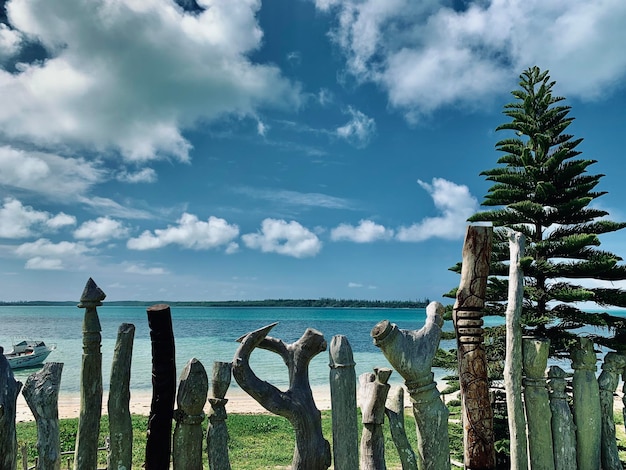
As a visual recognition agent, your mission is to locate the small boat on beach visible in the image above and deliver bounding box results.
[3,340,55,369]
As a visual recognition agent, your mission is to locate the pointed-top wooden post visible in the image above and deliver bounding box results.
[74,278,106,470]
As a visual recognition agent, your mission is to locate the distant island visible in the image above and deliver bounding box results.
[0,298,430,309]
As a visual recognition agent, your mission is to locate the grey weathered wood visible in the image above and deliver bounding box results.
[232,323,331,470]
[23,362,63,470]
[0,348,23,470]
[74,278,106,470]
[503,231,528,470]
[385,386,417,470]
[522,338,555,470]
[547,366,576,470]
[453,225,496,470]
[371,301,450,470]
[173,358,208,470]
[329,335,358,470]
[107,323,135,470]
[359,368,392,470]
[571,337,601,470]
[207,361,232,470]
[598,352,626,470]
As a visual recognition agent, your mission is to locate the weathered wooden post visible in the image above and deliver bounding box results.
[598,352,625,470]
[547,366,576,470]
[173,358,208,470]
[385,386,417,470]
[503,231,528,470]
[232,323,331,470]
[74,278,106,470]
[329,335,358,470]
[0,348,22,470]
[207,361,232,470]
[107,323,135,470]
[145,304,177,470]
[522,338,554,470]
[359,368,392,470]
[453,225,496,470]
[571,337,601,470]
[371,301,450,470]
[23,362,63,470]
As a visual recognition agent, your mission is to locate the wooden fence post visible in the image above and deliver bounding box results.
[207,361,232,470]
[329,335,358,470]
[359,368,392,470]
[547,366,576,470]
[145,304,177,470]
[0,348,22,470]
[385,386,417,470]
[74,278,106,470]
[107,323,135,470]
[598,352,625,469]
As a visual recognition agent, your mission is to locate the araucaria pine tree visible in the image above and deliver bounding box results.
[469,66,626,353]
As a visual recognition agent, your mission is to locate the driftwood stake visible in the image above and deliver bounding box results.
[107,323,135,470]
[598,352,625,470]
[453,225,496,470]
[359,368,392,470]
[74,278,106,470]
[145,304,177,470]
[232,323,331,470]
[207,361,232,470]
[385,386,417,470]
[0,348,23,470]
[547,366,576,470]
[329,335,358,470]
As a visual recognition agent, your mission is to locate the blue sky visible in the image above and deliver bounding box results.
[0,0,625,302]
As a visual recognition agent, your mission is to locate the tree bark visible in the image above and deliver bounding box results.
[207,361,232,470]
[547,366,576,470]
[385,386,417,470]
[359,368,392,470]
[0,349,22,470]
[598,352,625,470]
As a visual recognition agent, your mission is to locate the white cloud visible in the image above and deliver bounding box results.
[336,106,376,147]
[0,23,21,62]
[25,257,63,270]
[235,187,353,210]
[257,120,268,137]
[15,237,91,270]
[116,168,157,184]
[331,219,393,242]
[1,0,300,161]
[396,178,478,242]
[348,282,363,288]
[46,212,77,229]
[242,218,322,258]
[125,264,168,275]
[127,213,239,251]
[0,198,78,238]
[74,217,129,244]
[225,242,240,254]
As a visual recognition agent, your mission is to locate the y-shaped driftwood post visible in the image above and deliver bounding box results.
[329,335,358,470]
[232,323,331,470]
[359,368,392,470]
[453,225,496,470]
[598,352,626,470]
[0,350,22,470]
[371,301,450,470]
[173,358,208,470]
[386,386,417,470]
[207,361,232,470]
[108,323,135,470]
[547,366,576,470]
[23,362,63,470]
[74,277,106,470]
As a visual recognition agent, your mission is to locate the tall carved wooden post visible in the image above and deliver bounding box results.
[145,304,177,470]
[372,301,450,470]
[232,323,331,470]
[0,349,22,470]
[547,366,576,470]
[598,352,625,470]
[108,323,135,470]
[359,368,392,470]
[23,362,64,470]
[329,335,358,470]
[173,358,208,470]
[522,338,554,470]
[74,278,106,470]
[385,386,418,470]
[207,361,232,470]
[571,337,601,470]
[453,225,496,470]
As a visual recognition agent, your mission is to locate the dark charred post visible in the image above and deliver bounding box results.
[107,323,135,470]
[173,358,208,470]
[358,368,392,470]
[0,348,22,470]
[453,225,496,470]
[371,301,450,470]
[328,335,358,470]
[74,278,106,470]
[385,386,417,470]
[232,323,331,470]
[547,366,576,470]
[598,352,625,469]
[145,304,177,470]
[207,361,232,470]
[23,362,63,470]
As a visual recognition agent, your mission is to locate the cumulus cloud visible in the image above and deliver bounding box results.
[0,198,76,238]
[396,178,478,242]
[1,0,300,161]
[331,219,393,242]
[74,217,129,244]
[0,23,21,62]
[25,257,64,270]
[336,107,376,147]
[15,238,91,270]
[127,213,239,251]
[242,218,322,258]
[116,168,157,184]
[46,212,77,229]
[125,264,168,275]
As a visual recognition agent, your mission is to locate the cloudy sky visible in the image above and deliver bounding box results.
[0,0,625,302]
